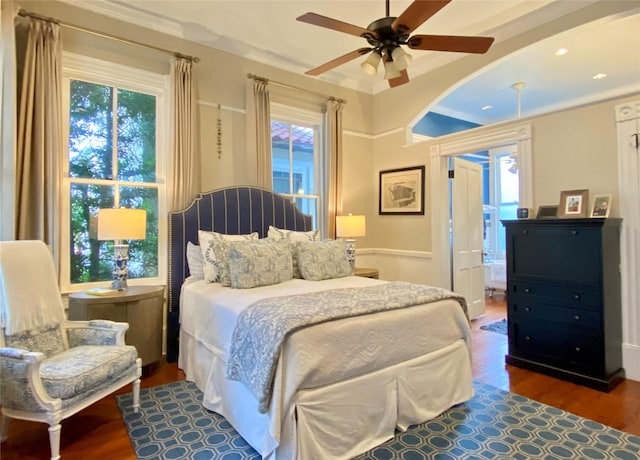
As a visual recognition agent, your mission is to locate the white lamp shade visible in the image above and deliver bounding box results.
[383,59,401,80]
[360,52,381,75]
[336,215,366,238]
[96,208,147,240]
[391,46,412,71]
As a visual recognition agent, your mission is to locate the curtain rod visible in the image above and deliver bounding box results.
[247,73,346,105]
[18,9,200,63]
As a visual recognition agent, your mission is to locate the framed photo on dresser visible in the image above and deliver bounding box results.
[559,189,589,218]
[590,194,612,218]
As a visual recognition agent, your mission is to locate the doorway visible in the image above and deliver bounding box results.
[429,124,532,292]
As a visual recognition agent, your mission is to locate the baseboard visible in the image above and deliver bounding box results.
[622,343,640,382]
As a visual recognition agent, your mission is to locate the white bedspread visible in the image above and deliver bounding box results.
[179,276,473,459]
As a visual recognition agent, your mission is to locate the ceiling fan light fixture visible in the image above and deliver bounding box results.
[383,58,401,80]
[361,51,381,75]
[391,46,412,71]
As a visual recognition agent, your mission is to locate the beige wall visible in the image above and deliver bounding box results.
[16,0,638,253]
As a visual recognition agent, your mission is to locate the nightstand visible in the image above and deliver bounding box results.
[354,267,379,279]
[68,285,164,366]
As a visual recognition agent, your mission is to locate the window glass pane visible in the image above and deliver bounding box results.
[294,197,317,227]
[292,125,315,195]
[68,80,113,180]
[120,186,159,278]
[117,89,156,182]
[499,158,519,203]
[70,183,114,283]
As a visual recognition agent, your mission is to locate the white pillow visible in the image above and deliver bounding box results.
[267,226,319,278]
[198,230,259,282]
[186,241,204,279]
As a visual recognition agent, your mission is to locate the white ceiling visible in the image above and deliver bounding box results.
[65,0,640,125]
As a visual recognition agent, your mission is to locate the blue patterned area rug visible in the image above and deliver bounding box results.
[480,318,508,335]
[116,380,640,460]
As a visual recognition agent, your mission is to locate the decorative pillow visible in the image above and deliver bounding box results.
[4,322,65,358]
[228,239,293,289]
[198,230,259,282]
[267,226,320,278]
[186,242,204,279]
[296,239,353,281]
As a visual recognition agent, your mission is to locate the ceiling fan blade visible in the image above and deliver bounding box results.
[297,12,373,38]
[388,69,410,88]
[408,35,495,53]
[392,0,451,34]
[305,48,372,76]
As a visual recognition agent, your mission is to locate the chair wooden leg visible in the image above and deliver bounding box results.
[132,377,141,413]
[48,422,62,460]
[0,414,9,442]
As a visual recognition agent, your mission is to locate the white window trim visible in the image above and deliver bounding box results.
[271,103,325,231]
[60,52,170,292]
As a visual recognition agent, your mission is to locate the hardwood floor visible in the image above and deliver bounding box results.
[2,296,639,459]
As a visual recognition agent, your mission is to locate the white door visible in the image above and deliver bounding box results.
[452,157,485,319]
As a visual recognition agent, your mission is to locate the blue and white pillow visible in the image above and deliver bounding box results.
[296,239,352,281]
[228,239,293,289]
[198,230,259,283]
[267,226,319,278]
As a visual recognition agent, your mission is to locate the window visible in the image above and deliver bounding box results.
[270,103,323,229]
[486,146,519,261]
[61,54,168,291]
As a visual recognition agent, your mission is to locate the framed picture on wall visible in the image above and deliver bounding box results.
[559,189,589,218]
[590,194,612,218]
[379,166,425,215]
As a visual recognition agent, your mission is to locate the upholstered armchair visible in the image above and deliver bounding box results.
[0,240,141,460]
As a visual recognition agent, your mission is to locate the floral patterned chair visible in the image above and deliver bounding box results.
[0,240,141,460]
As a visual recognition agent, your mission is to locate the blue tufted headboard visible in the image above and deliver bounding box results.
[166,186,313,361]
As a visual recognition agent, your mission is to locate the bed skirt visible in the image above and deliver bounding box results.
[179,328,473,459]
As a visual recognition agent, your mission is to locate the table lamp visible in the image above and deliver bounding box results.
[336,214,366,270]
[96,208,147,290]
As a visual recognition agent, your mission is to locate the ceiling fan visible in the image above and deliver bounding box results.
[297,0,495,88]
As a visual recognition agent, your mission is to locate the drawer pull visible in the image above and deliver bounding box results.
[524,288,531,294]
[574,315,581,321]
[524,306,531,312]
[575,346,581,352]
[572,230,578,235]
[573,294,581,300]
[522,230,528,235]
[525,336,531,341]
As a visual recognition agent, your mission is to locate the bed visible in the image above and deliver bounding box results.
[168,186,474,460]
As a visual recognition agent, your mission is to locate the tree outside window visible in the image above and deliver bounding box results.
[67,80,159,285]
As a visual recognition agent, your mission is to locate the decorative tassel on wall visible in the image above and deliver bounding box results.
[217,104,222,159]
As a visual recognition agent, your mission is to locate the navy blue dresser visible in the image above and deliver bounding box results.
[502,218,624,391]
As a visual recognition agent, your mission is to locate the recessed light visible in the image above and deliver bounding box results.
[593,73,607,80]
[481,105,492,111]
[555,48,569,56]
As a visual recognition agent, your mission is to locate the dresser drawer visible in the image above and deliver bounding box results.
[509,300,601,330]
[510,280,601,311]
[509,318,602,374]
